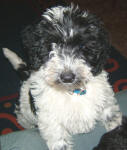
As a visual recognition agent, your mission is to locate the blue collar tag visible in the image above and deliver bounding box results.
[73,89,86,95]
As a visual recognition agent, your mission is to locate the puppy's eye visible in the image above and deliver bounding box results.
[86,41,96,48]
[79,45,86,49]
[89,24,97,31]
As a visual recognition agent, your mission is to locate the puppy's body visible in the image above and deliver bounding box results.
[3,5,122,150]
[16,68,121,150]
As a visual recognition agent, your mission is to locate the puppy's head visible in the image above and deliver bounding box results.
[4,5,111,91]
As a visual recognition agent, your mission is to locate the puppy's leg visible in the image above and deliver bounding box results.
[15,107,35,129]
[38,120,72,150]
[101,103,122,131]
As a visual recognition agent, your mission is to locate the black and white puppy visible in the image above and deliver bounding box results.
[93,116,127,150]
[3,5,122,150]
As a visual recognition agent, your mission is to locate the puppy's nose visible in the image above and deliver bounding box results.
[60,71,75,83]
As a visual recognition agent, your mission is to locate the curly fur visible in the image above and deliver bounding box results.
[3,4,122,150]
[21,5,110,75]
[93,116,127,150]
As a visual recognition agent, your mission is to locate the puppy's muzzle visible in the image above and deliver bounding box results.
[60,71,76,83]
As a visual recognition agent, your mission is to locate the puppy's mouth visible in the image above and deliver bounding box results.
[56,81,86,95]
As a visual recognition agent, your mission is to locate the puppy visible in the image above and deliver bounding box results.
[3,4,122,150]
[93,116,127,150]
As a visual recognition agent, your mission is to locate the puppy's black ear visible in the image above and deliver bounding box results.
[91,45,110,76]
[90,32,111,76]
[21,21,51,70]
[21,25,37,51]
[2,48,30,80]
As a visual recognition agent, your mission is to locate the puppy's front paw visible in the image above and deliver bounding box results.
[52,140,68,150]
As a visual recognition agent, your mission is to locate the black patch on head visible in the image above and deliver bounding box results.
[21,5,111,75]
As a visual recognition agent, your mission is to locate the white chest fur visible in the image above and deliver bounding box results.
[33,73,113,134]
[36,90,98,134]
[20,71,116,134]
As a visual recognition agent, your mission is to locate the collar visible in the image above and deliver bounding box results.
[73,88,86,95]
